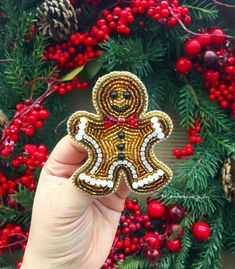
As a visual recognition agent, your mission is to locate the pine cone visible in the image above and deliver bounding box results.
[36,0,79,41]
[0,110,8,134]
[221,157,235,203]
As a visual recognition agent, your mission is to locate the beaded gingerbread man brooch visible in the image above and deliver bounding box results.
[68,71,173,196]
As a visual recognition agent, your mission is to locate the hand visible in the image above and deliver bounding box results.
[21,136,129,269]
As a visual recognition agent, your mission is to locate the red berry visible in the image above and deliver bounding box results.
[184,39,201,56]
[147,200,166,219]
[38,109,49,119]
[176,57,192,74]
[192,221,211,241]
[144,248,161,262]
[166,238,181,252]
[210,28,226,45]
[204,70,220,82]
[196,33,211,46]
[166,204,186,223]
[144,232,160,250]
[220,100,228,108]
[184,16,191,24]
[168,223,184,238]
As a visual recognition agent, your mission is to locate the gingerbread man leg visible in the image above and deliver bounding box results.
[73,168,117,196]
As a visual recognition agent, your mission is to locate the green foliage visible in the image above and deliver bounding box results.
[175,216,193,269]
[101,36,167,77]
[158,254,175,269]
[184,0,219,21]
[118,256,150,269]
[178,84,198,128]
[0,205,31,227]
[222,204,235,254]
[191,213,223,269]
[11,185,35,210]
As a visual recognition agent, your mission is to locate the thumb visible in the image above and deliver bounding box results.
[39,135,94,216]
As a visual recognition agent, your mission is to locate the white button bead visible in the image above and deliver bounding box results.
[75,134,83,141]
[78,123,85,129]
[80,117,88,124]
[79,173,86,180]
[157,169,164,176]
[143,178,148,184]
[153,173,158,179]
[96,179,101,186]
[85,176,91,183]
[133,174,138,179]
[138,180,144,187]
[158,133,165,139]
[90,178,96,185]
[132,182,138,189]
[107,180,114,188]
[151,117,158,123]
[101,180,107,187]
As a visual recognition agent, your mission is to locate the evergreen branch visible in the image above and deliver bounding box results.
[158,254,175,269]
[191,212,223,269]
[198,97,234,154]
[173,145,222,192]
[224,231,235,254]
[11,185,35,210]
[157,184,225,218]
[175,225,192,269]
[101,36,167,77]
[184,0,219,21]
[118,256,150,269]
[0,205,31,226]
[178,84,198,128]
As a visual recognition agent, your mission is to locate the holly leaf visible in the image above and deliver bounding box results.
[85,59,103,80]
[61,65,84,81]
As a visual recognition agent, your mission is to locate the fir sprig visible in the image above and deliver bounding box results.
[191,213,223,269]
[184,0,219,21]
[101,36,167,77]
[118,256,150,269]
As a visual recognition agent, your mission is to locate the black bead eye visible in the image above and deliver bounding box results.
[110,91,118,99]
[123,91,131,99]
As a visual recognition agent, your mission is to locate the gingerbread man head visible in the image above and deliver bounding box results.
[92,71,148,119]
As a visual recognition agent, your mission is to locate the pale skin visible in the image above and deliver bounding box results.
[21,136,129,269]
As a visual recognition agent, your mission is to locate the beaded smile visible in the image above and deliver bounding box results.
[68,71,173,196]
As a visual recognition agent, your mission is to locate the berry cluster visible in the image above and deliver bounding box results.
[12,144,49,170]
[102,198,188,268]
[176,28,235,116]
[1,101,49,157]
[0,223,28,256]
[0,144,47,196]
[45,1,191,71]
[132,0,191,27]
[53,77,89,95]
[0,172,18,196]
[173,119,202,159]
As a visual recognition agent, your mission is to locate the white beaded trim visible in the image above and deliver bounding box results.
[132,169,165,189]
[108,160,137,180]
[79,173,114,188]
[75,117,102,175]
[140,117,165,172]
[75,117,88,141]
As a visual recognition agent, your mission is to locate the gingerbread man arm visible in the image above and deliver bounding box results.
[143,111,173,141]
[67,111,102,145]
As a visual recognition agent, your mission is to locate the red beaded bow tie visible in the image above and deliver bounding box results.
[104,113,139,128]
